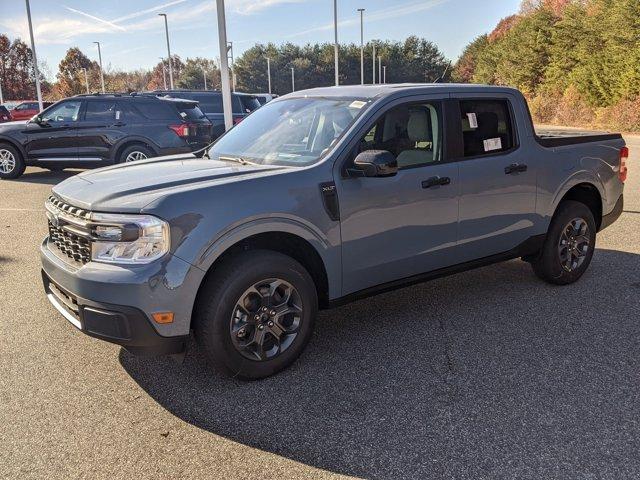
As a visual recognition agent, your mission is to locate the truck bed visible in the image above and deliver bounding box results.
[535,127,622,148]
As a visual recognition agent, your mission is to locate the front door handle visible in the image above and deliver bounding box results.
[505,163,528,174]
[422,176,451,189]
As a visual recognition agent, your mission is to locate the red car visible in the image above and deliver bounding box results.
[9,101,53,121]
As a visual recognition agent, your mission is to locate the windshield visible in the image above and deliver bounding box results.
[208,96,370,166]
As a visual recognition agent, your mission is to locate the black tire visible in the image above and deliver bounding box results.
[0,143,26,179]
[118,144,154,164]
[531,200,596,285]
[194,250,318,380]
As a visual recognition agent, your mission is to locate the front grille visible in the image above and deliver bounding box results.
[46,195,92,264]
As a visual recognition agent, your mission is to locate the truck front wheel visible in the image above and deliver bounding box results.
[531,200,596,285]
[194,250,318,380]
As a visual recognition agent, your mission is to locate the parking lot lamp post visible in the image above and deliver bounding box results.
[93,42,105,93]
[357,8,364,85]
[202,67,207,90]
[81,68,89,93]
[25,0,43,111]
[378,55,382,85]
[372,43,376,84]
[266,57,271,94]
[216,0,233,131]
[291,67,295,92]
[158,14,174,89]
[159,58,167,89]
[383,65,386,84]
[333,0,339,86]
[0,77,3,105]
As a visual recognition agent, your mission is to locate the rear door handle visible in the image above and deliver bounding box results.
[422,176,451,189]
[504,163,527,174]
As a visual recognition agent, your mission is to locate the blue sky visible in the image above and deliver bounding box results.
[1,0,521,80]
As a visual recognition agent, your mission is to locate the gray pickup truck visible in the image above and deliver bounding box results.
[41,84,627,379]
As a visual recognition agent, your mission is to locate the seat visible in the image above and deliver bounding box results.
[396,109,434,168]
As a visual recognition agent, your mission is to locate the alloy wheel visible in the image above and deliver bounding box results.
[230,278,303,361]
[558,217,590,272]
[0,149,16,174]
[125,151,147,162]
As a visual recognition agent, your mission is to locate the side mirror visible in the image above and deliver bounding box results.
[352,150,398,177]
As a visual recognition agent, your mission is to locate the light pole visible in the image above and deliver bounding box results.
[0,78,3,105]
[81,67,89,93]
[372,43,376,84]
[266,57,271,94]
[202,66,207,90]
[216,0,233,131]
[158,13,174,89]
[159,57,167,89]
[291,67,295,92]
[25,0,43,110]
[227,41,235,92]
[357,8,364,85]
[383,65,386,84]
[333,0,339,86]
[378,55,382,86]
[93,42,105,93]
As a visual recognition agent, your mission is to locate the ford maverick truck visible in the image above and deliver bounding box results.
[40,84,627,379]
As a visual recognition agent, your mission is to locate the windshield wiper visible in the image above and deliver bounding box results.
[218,155,260,166]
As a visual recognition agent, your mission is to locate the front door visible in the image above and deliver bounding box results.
[24,100,82,162]
[336,97,460,295]
[454,96,538,262]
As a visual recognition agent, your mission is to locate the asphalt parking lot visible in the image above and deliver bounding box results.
[2,135,639,480]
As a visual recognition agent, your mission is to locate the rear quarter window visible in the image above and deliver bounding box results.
[191,94,222,114]
[239,96,261,113]
[135,101,178,120]
[176,103,207,121]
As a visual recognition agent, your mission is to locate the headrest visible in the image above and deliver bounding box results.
[477,111,499,137]
[407,109,431,142]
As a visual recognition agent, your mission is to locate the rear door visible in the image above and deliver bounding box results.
[23,100,82,161]
[453,95,537,261]
[75,99,125,162]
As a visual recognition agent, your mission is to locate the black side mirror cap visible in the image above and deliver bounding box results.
[352,150,398,177]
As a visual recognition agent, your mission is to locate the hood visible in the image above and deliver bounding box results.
[52,155,287,212]
[0,120,28,131]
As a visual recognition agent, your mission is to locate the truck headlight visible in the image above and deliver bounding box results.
[90,213,170,264]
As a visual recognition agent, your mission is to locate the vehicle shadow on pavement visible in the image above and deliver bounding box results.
[11,169,82,185]
[120,248,640,479]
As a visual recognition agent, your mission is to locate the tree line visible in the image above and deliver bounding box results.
[453,0,640,131]
[0,33,449,101]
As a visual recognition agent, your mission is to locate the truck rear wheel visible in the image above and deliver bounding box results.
[531,200,596,285]
[194,250,318,380]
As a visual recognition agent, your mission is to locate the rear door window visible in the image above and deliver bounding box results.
[459,99,514,157]
[84,100,118,122]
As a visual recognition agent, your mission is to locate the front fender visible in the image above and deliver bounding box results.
[191,215,341,300]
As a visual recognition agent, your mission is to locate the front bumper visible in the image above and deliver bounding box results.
[41,238,204,356]
[43,271,187,355]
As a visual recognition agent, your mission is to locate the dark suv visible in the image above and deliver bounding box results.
[0,93,212,179]
[148,90,261,139]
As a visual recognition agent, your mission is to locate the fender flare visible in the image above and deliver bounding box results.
[192,215,341,299]
[548,170,605,218]
[0,135,27,160]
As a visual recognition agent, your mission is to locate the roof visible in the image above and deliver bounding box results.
[280,83,521,100]
[73,93,197,104]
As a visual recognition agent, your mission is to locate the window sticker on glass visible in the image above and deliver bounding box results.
[483,137,502,152]
[349,100,367,109]
[115,111,121,120]
[467,112,478,129]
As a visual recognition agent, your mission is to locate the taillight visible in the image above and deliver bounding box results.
[169,123,191,137]
[619,146,629,182]
[233,116,243,125]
